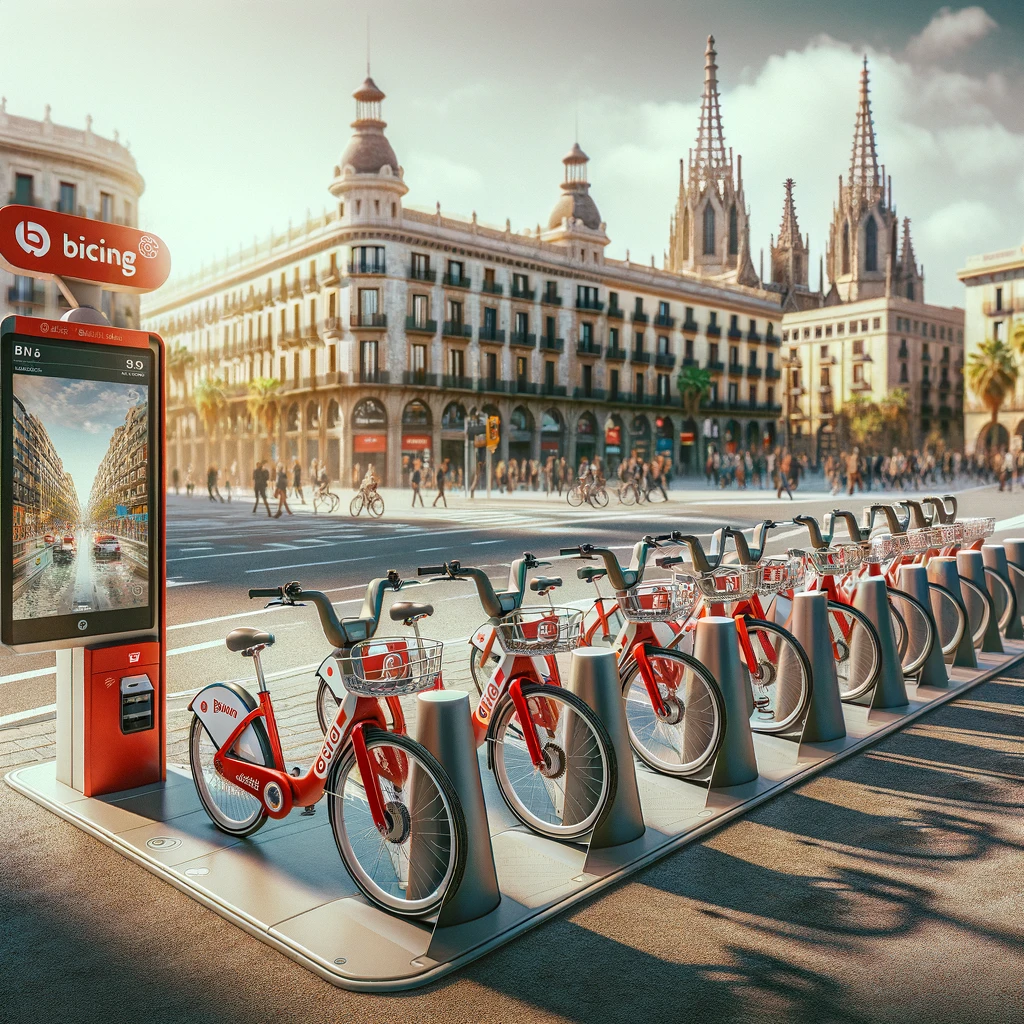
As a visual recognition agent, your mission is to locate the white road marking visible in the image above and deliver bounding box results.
[167,580,209,588]
[0,703,57,728]
[0,666,55,686]
[245,555,376,573]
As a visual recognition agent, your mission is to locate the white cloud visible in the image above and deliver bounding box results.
[906,6,997,62]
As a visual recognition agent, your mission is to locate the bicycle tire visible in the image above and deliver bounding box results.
[189,713,274,838]
[743,619,813,735]
[588,486,609,508]
[327,728,467,917]
[619,647,726,778]
[618,484,636,506]
[349,493,365,517]
[468,641,501,696]
[313,492,325,515]
[927,581,967,657]
[983,566,1017,635]
[826,600,882,701]
[959,577,993,649]
[368,493,385,518]
[887,588,935,677]
[328,492,340,513]
[488,682,616,840]
[566,485,584,508]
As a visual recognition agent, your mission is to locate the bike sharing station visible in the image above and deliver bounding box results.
[4,205,1024,993]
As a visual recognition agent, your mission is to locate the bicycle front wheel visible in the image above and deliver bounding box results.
[588,486,609,508]
[928,581,967,656]
[887,588,935,676]
[368,493,385,517]
[566,485,584,508]
[619,484,636,506]
[313,492,325,515]
[620,648,725,777]
[349,493,365,517]
[489,682,615,840]
[327,729,466,917]
[744,619,812,735]
[827,601,882,701]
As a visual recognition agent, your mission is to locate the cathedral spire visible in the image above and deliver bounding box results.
[777,178,801,248]
[691,35,730,190]
[900,217,917,270]
[849,57,880,191]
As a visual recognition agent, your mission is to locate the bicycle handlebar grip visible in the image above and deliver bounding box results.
[248,587,283,599]
[656,555,684,567]
[559,547,582,556]
[417,566,446,576]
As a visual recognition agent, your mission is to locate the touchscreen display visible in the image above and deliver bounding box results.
[4,335,156,646]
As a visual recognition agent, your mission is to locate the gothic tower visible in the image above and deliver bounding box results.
[667,36,759,286]
[770,178,809,288]
[824,59,922,303]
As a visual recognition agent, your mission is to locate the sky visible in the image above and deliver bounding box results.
[2,1,1022,307]
[13,375,146,510]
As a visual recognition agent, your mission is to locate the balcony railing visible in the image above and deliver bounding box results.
[442,374,474,390]
[747,329,762,342]
[706,322,722,338]
[481,280,503,295]
[540,383,568,397]
[541,290,562,306]
[631,351,651,364]
[323,317,344,338]
[408,265,437,282]
[573,387,607,401]
[349,260,386,275]
[607,306,624,320]
[577,297,604,312]
[630,310,648,324]
[405,316,438,334]
[510,332,536,348]
[765,366,781,379]
[511,285,536,300]
[707,359,724,372]
[921,403,934,417]
[654,352,675,368]
[7,192,44,207]
[606,346,627,362]
[727,325,743,340]
[539,336,564,352]
[7,284,45,305]
[938,404,953,417]
[655,314,675,328]
[765,330,779,346]
[357,369,390,384]
[322,267,341,287]
[478,326,505,343]
[512,380,538,394]
[477,378,507,393]
[747,365,763,378]
[442,320,472,338]
[443,272,471,289]
[577,341,602,357]
[682,356,699,367]
[278,326,321,347]
[402,371,439,387]
[682,318,700,333]
[351,313,387,329]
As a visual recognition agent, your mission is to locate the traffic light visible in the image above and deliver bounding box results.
[486,415,500,450]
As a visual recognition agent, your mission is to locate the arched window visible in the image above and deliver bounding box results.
[728,205,738,256]
[865,216,878,272]
[841,222,850,275]
[703,204,716,255]
[906,281,915,301]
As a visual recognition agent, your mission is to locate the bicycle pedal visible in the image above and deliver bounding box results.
[289,765,303,777]
[300,804,317,816]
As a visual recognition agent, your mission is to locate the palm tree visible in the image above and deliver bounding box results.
[166,343,196,394]
[193,376,227,440]
[966,338,1018,431]
[677,364,712,418]
[247,377,281,459]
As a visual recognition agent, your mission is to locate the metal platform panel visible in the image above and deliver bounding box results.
[8,640,1023,992]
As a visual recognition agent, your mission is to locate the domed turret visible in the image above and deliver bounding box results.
[547,142,602,231]
[337,76,400,176]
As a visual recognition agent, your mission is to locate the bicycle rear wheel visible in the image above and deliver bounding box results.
[328,492,340,513]
[887,588,935,676]
[349,493,365,517]
[489,682,615,840]
[959,578,992,648]
[313,492,325,515]
[744,619,812,735]
[189,714,273,837]
[368,493,385,517]
[327,729,466,917]
[619,648,725,777]
[928,581,967,656]
[826,601,882,701]
[588,487,609,508]
[619,484,636,506]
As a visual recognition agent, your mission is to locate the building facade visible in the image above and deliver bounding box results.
[957,243,1024,454]
[777,60,963,459]
[144,52,785,487]
[0,100,145,326]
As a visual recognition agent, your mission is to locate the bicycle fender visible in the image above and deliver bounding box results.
[470,623,492,652]
[316,650,347,699]
[189,682,266,762]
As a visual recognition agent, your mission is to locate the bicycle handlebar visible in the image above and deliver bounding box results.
[415,554,547,618]
[248,587,283,599]
[417,565,446,576]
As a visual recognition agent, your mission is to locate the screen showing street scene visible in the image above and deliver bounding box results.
[11,345,150,622]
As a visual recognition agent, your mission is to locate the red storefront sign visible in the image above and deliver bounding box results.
[354,434,387,453]
[541,440,561,451]
[605,425,621,446]
[0,205,171,293]
[679,432,696,444]
[401,434,431,450]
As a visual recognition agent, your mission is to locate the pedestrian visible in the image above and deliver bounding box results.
[433,458,448,508]
[185,464,195,497]
[273,463,292,517]
[411,458,424,507]
[252,461,272,516]
[171,467,180,495]
[352,462,362,491]
[999,449,1014,492]
[292,459,304,503]
[777,449,794,500]
[207,465,225,503]
[224,471,233,503]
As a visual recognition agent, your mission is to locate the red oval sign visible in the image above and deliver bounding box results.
[0,205,170,293]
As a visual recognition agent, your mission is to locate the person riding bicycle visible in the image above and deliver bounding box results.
[361,463,380,497]
[317,466,331,496]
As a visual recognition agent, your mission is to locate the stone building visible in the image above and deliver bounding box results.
[0,99,145,325]
[957,243,1024,455]
[145,49,785,487]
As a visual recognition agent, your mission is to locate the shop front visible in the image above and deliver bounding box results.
[352,397,388,486]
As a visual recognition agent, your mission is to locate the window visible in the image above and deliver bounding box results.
[730,314,739,332]
[411,344,426,374]
[766,386,775,406]
[580,322,593,345]
[578,285,599,307]
[923,364,930,381]
[861,320,869,332]
[544,280,558,301]
[930,324,936,338]
[659,300,670,318]
[358,288,378,319]
[545,315,556,339]
[899,363,908,383]
[609,326,619,350]
[449,348,465,377]
[820,345,828,358]
[633,331,644,355]
[483,306,497,335]
[995,287,1003,311]
[748,349,758,368]
[635,372,645,396]
[820,366,831,387]
[994,320,1004,342]
[728,382,738,403]
[748,385,757,406]
[686,305,695,325]
[658,335,670,355]
[853,338,863,355]
[685,337,694,359]
[100,192,113,221]
[907,281,915,301]
[609,290,619,310]
[515,311,528,334]
[329,344,337,373]
[803,327,811,339]
[710,381,719,403]
[709,343,720,363]
[703,203,716,255]
[728,205,738,256]
[545,361,555,388]
[516,356,528,382]
[447,259,465,283]
[837,322,845,335]
[582,364,593,395]
[514,272,530,295]
[865,216,878,272]
[609,369,620,397]
[411,252,431,278]
[447,298,464,324]
[14,173,34,205]
[782,330,790,342]
[841,221,850,274]
[412,294,429,325]
[484,268,496,288]
[943,346,950,361]
[709,311,719,328]
[766,352,775,371]
[657,374,670,400]
[485,352,498,383]
[360,340,378,376]
[729,345,739,364]
[814,326,822,339]
[853,363,863,383]
[825,325,833,337]
[849,320,858,334]
[354,245,385,273]
[328,292,337,318]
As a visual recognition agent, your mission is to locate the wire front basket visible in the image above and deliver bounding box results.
[616,579,699,622]
[803,542,865,576]
[342,637,443,698]
[758,555,806,596]
[906,525,948,553]
[496,607,583,655]
[689,564,761,601]
[865,533,910,564]
[959,517,996,543]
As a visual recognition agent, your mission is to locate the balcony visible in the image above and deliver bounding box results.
[921,349,932,361]
[747,328,763,343]
[442,374,474,390]
[897,344,909,359]
[682,356,699,367]
[442,320,472,338]
[655,352,676,368]
[323,317,344,339]
[541,290,561,306]
[746,365,763,378]
[402,371,439,387]
[607,306,624,320]
[631,351,651,364]
[357,369,390,385]
[322,266,341,287]
[852,349,872,362]
[512,380,538,395]
[577,341,602,357]
[510,332,536,348]
[606,346,628,362]
[539,336,564,352]
[706,322,722,338]
[7,192,44,207]
[765,329,780,347]
[706,359,724,372]
[303,274,319,293]
[481,280,503,296]
[938,404,953,418]
[851,378,872,392]
[577,297,604,312]
[573,387,607,401]
[765,366,781,379]
[727,325,743,341]
[477,378,507,393]
[351,313,387,329]
[478,326,505,343]
[511,285,536,301]
[349,259,386,275]
[921,403,934,417]
[682,317,700,334]
[7,284,45,305]
[630,310,648,324]
[278,326,321,348]
[938,378,951,391]
[443,272,471,289]
[408,265,437,283]
[540,383,568,397]
[728,363,745,376]
[655,314,675,328]
[405,316,438,334]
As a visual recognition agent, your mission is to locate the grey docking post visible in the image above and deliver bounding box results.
[982,544,1024,640]
[852,576,909,709]
[790,591,847,742]
[898,563,949,688]
[927,557,976,669]
[957,549,1003,654]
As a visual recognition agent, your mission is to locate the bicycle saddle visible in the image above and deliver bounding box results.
[529,576,562,593]
[389,601,434,623]
[225,627,275,653]
[577,566,608,583]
